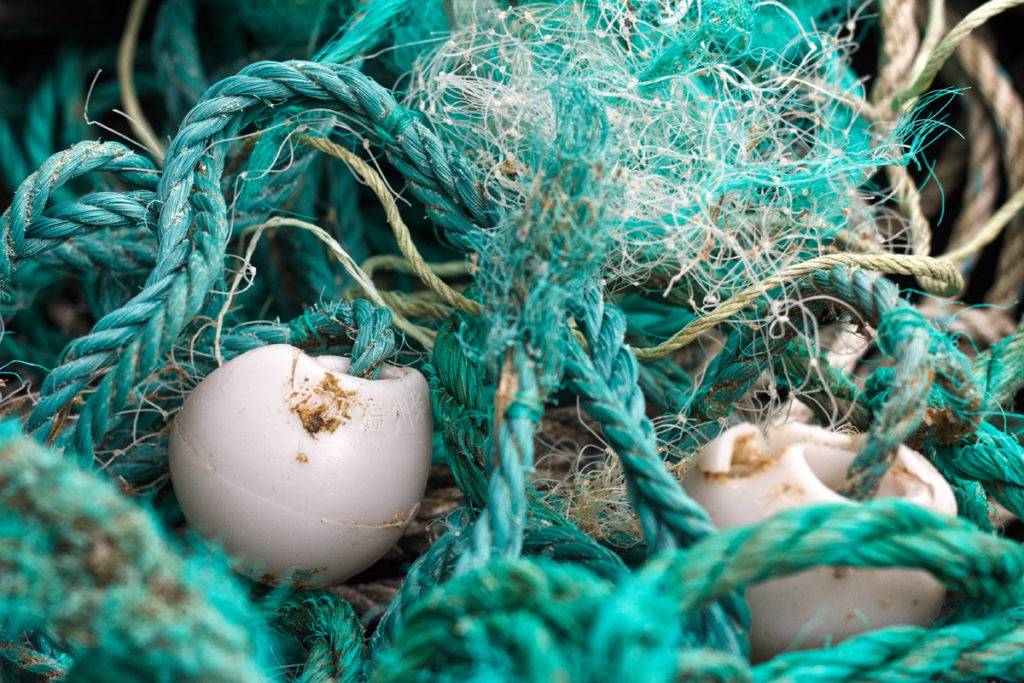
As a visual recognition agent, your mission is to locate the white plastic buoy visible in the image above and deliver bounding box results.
[681,422,957,661]
[169,344,433,587]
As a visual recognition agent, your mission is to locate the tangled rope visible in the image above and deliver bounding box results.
[3,0,1024,680]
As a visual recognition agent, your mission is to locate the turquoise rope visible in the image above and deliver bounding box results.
[5,3,1024,680]
[26,60,500,461]
[374,500,1024,680]
[274,593,365,683]
[0,419,269,681]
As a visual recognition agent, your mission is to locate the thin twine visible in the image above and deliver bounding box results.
[937,179,1024,264]
[911,0,948,82]
[213,216,436,365]
[633,252,963,361]
[118,0,166,162]
[361,254,469,280]
[301,135,481,316]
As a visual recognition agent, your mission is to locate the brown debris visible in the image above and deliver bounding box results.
[289,373,359,437]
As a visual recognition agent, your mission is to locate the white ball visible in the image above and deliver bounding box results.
[681,422,957,661]
[169,344,433,587]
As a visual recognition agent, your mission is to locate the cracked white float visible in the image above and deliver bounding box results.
[680,422,957,661]
[169,344,432,587]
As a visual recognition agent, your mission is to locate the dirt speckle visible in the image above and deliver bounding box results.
[385,511,409,525]
[295,453,309,463]
[832,567,850,580]
[289,372,359,437]
[703,432,775,480]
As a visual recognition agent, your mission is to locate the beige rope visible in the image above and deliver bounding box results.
[301,135,482,316]
[946,94,1001,256]
[951,26,1024,305]
[633,253,963,362]
[910,0,947,82]
[872,0,920,106]
[118,0,166,162]
[886,166,932,256]
[361,254,469,280]
[896,0,1024,110]
[933,181,1024,266]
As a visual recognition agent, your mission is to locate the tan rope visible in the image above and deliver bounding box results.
[951,26,1024,305]
[935,181,1024,265]
[872,0,920,106]
[633,253,963,362]
[886,166,932,256]
[910,0,947,82]
[301,135,482,316]
[896,0,1024,110]
[946,94,1001,255]
[361,254,469,280]
[118,0,166,162]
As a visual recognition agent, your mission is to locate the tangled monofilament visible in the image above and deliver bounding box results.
[3,0,1024,680]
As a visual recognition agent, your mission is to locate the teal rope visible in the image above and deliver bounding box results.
[972,324,1024,411]
[0,418,269,681]
[274,593,365,683]
[373,558,615,681]
[932,420,1024,519]
[568,288,719,551]
[153,0,209,123]
[21,191,158,274]
[368,509,473,659]
[0,632,70,682]
[27,60,500,461]
[566,287,748,657]
[314,0,411,64]
[376,499,1023,680]
[369,508,629,663]
[456,346,541,573]
[640,500,1023,614]
[755,606,1024,682]
[427,314,492,507]
[0,142,159,281]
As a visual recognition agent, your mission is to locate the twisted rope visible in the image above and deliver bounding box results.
[274,594,365,683]
[0,142,159,281]
[0,419,267,681]
[26,61,500,460]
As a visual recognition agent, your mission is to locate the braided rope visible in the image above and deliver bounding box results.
[568,288,718,551]
[872,0,920,106]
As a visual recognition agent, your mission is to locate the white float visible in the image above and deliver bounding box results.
[169,344,433,587]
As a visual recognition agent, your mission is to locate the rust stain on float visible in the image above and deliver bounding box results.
[289,372,360,436]
[384,510,409,525]
[295,453,309,463]
[339,511,410,528]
